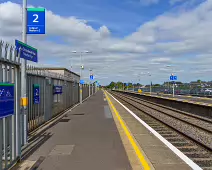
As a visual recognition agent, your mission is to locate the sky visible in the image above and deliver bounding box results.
[0,0,211,85]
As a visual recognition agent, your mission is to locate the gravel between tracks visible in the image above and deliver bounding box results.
[111,91,212,150]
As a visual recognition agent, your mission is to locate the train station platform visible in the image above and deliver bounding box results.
[14,90,194,170]
[14,91,131,170]
[146,92,212,106]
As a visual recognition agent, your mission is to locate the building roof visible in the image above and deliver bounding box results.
[39,67,80,77]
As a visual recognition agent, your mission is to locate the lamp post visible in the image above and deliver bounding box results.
[72,50,92,104]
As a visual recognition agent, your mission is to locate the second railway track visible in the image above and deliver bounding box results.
[109,91,212,170]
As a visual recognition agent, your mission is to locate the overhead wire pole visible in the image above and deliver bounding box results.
[21,0,28,146]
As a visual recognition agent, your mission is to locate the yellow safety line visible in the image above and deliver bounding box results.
[104,91,151,170]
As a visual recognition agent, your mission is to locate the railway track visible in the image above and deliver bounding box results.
[110,91,212,170]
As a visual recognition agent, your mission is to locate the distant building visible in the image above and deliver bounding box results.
[39,67,80,83]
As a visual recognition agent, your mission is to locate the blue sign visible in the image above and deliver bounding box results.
[80,80,84,85]
[170,75,177,81]
[27,8,45,34]
[53,86,63,94]
[90,75,94,80]
[33,84,40,104]
[0,84,14,118]
[15,40,38,62]
[126,83,129,86]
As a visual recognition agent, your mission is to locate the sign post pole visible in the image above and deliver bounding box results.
[21,0,28,146]
[173,83,175,97]
[170,74,177,97]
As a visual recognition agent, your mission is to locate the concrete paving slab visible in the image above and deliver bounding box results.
[134,134,167,147]
[16,91,132,170]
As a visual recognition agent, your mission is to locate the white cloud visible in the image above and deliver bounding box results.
[1,1,212,84]
[150,58,171,62]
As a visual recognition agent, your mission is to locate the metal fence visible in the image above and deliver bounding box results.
[82,84,96,100]
[26,66,80,132]
[0,39,97,170]
[82,84,89,100]
[128,84,212,96]
[0,41,22,170]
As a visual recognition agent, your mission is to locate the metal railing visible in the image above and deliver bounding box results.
[26,65,80,132]
[0,41,22,170]
[0,39,97,170]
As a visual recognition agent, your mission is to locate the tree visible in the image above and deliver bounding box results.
[107,81,116,89]
[197,80,201,83]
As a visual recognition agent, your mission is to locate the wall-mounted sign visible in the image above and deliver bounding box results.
[15,40,38,62]
[33,84,40,104]
[80,80,84,85]
[53,86,63,94]
[0,83,14,118]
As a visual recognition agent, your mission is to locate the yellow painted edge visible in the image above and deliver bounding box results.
[183,100,189,102]
[21,97,28,106]
[104,91,151,170]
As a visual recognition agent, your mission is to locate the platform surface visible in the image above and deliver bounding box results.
[106,91,192,170]
[128,90,212,106]
[20,91,132,170]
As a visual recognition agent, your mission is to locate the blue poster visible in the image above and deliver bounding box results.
[53,86,63,94]
[0,83,14,118]
[33,84,40,104]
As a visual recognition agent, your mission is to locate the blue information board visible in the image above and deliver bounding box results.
[33,84,40,104]
[170,75,177,81]
[90,75,94,80]
[53,86,63,94]
[15,40,38,62]
[80,80,84,85]
[27,8,45,34]
[0,83,14,118]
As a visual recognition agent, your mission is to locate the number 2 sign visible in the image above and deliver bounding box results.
[27,8,45,34]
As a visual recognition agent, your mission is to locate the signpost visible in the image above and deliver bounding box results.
[90,74,94,80]
[27,8,45,34]
[170,75,177,81]
[169,74,178,97]
[33,84,40,104]
[15,40,38,62]
[80,80,84,85]
[53,86,63,94]
[0,83,14,118]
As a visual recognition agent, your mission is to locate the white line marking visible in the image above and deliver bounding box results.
[107,91,202,170]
